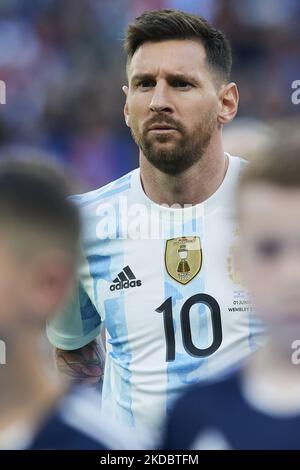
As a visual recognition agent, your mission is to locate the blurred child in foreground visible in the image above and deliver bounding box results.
[0,158,136,449]
[163,138,300,450]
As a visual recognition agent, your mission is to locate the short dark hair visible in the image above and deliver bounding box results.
[124,9,232,83]
[0,158,81,258]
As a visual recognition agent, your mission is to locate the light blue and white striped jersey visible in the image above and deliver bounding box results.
[47,154,265,438]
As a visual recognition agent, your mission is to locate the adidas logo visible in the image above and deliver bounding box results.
[110,265,142,291]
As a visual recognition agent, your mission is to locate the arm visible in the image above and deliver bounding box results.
[47,283,104,391]
[54,336,106,392]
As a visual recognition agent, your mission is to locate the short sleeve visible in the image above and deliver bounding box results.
[46,282,101,350]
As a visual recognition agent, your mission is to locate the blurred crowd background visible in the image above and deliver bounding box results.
[0,0,299,190]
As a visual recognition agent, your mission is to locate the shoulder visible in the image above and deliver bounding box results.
[227,153,248,174]
[69,170,139,246]
[30,387,139,450]
[70,169,137,213]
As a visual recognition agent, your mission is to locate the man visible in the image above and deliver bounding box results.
[47,10,265,437]
[163,138,300,450]
[0,158,135,449]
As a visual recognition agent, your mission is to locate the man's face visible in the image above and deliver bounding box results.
[124,39,221,175]
[239,184,300,346]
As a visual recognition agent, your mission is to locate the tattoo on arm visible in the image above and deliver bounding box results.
[55,338,106,392]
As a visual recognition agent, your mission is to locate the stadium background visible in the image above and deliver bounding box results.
[0,0,299,190]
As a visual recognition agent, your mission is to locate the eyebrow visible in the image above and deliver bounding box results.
[130,72,200,86]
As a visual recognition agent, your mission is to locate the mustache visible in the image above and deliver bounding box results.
[144,116,184,133]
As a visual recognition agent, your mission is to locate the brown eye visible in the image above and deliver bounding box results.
[138,80,155,89]
[172,80,192,89]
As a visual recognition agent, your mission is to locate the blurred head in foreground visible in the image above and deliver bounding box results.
[237,136,300,351]
[0,159,141,450]
[0,158,80,337]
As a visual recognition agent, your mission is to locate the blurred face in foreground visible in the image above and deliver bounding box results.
[0,231,74,336]
[124,39,238,175]
[0,235,27,331]
[239,183,300,347]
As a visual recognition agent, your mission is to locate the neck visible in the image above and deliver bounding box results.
[139,136,228,206]
[0,331,66,430]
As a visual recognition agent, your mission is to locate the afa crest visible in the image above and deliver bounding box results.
[165,236,202,285]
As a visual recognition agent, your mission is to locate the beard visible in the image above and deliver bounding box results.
[130,108,218,175]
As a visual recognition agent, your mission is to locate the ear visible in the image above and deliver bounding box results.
[122,85,130,127]
[217,82,239,126]
[29,250,75,321]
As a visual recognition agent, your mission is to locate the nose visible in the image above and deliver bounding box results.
[149,81,173,114]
